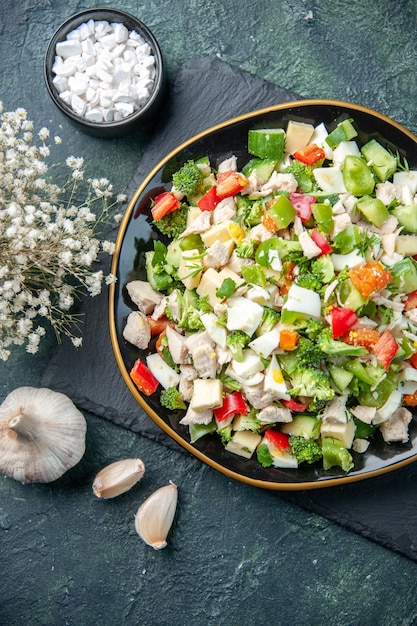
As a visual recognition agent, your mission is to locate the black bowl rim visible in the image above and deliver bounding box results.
[44,7,164,131]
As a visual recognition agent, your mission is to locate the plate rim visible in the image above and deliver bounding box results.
[109,98,417,491]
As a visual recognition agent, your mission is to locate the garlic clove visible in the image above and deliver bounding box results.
[135,481,178,550]
[0,386,86,483]
[92,458,145,499]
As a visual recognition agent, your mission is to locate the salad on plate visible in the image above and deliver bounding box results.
[122,116,417,474]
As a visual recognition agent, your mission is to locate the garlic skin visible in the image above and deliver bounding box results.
[135,482,178,550]
[92,458,145,499]
[0,386,86,483]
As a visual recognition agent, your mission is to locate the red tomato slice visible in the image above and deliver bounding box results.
[151,192,181,221]
[292,143,325,165]
[216,171,248,199]
[310,229,333,256]
[197,186,220,211]
[281,399,308,412]
[372,329,399,371]
[330,307,358,339]
[130,358,159,396]
[264,429,290,451]
[213,391,248,422]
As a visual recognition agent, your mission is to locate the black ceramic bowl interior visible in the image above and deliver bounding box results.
[44,8,165,138]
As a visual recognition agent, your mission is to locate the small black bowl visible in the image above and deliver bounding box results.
[44,8,165,138]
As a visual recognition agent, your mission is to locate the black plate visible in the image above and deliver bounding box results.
[109,99,417,490]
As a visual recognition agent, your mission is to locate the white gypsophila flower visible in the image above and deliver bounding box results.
[105,273,117,285]
[0,105,125,360]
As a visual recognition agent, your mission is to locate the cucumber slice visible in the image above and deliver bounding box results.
[248,128,285,160]
[242,157,277,182]
[361,139,397,182]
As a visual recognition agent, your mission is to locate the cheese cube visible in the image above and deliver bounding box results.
[190,378,223,412]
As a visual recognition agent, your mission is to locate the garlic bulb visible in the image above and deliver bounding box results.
[0,386,86,483]
[92,458,145,499]
[135,482,178,550]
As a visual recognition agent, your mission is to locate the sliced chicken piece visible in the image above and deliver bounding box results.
[257,405,292,423]
[203,240,231,270]
[212,197,236,224]
[192,344,217,379]
[179,405,213,426]
[123,311,151,349]
[165,325,189,364]
[179,365,198,402]
[349,405,377,424]
[241,383,278,410]
[126,280,162,314]
[380,407,412,443]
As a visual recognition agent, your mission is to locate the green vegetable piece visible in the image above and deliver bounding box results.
[289,436,322,465]
[357,376,396,408]
[328,364,353,392]
[160,387,186,410]
[216,277,236,299]
[322,438,354,472]
[332,225,362,254]
[344,359,377,386]
[242,158,277,182]
[311,256,335,284]
[248,128,286,160]
[288,367,335,402]
[325,119,358,149]
[311,202,334,233]
[257,442,274,468]
[189,421,217,443]
[172,159,205,197]
[317,328,367,357]
[179,233,204,252]
[266,195,296,229]
[391,205,417,233]
[255,237,280,267]
[241,264,267,287]
[361,139,397,182]
[353,418,376,439]
[285,161,316,193]
[282,415,321,439]
[338,280,367,311]
[342,155,375,196]
[154,204,188,239]
[145,250,172,291]
[389,258,417,294]
[226,330,251,362]
[355,195,390,228]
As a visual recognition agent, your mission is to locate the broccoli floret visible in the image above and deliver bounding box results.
[317,327,368,357]
[235,196,264,227]
[153,204,188,239]
[289,367,335,402]
[295,271,322,292]
[172,160,205,197]
[296,337,325,367]
[285,161,317,193]
[289,435,323,465]
[311,256,335,284]
[226,330,252,362]
[179,307,204,332]
[235,239,256,258]
[256,307,281,336]
[218,424,233,445]
[297,318,327,340]
[160,387,186,410]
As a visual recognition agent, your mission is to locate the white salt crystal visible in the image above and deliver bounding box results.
[55,39,82,59]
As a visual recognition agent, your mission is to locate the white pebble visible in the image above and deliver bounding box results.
[52,19,156,123]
